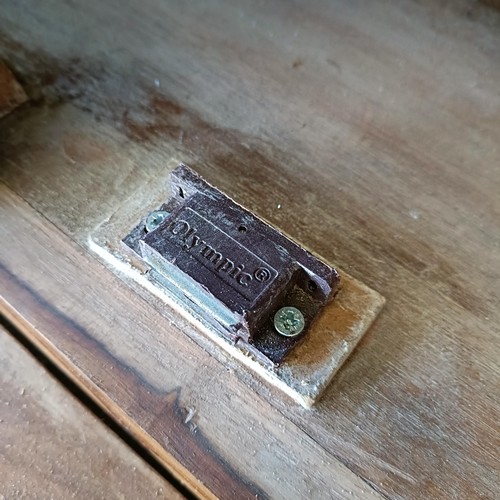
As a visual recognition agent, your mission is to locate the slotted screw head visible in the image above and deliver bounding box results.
[273,306,305,337]
[145,210,169,232]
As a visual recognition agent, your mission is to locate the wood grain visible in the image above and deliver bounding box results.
[0,324,184,499]
[0,184,381,499]
[0,0,499,498]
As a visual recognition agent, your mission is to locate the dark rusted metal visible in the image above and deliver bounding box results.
[123,165,340,366]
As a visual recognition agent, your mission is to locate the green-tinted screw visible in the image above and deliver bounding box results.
[273,306,305,337]
[145,210,169,233]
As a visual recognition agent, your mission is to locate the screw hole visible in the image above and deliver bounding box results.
[308,280,317,292]
[178,187,184,198]
[238,225,247,233]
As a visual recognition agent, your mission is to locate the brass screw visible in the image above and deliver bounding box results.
[273,306,305,337]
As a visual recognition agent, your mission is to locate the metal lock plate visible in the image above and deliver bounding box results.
[123,165,341,366]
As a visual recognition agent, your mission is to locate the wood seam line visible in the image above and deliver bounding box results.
[0,315,194,500]
[0,292,213,499]
[0,299,213,499]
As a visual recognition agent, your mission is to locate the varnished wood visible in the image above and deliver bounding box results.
[1,0,499,498]
[0,324,184,499]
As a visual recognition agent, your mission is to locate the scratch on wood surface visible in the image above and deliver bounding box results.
[337,439,418,485]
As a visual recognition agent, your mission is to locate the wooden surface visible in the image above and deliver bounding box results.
[0,184,380,499]
[0,324,184,499]
[1,0,499,498]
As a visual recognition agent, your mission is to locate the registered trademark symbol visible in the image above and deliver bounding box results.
[254,267,271,282]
